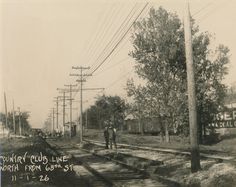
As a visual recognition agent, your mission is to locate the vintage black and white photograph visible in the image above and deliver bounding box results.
[1,0,236,186]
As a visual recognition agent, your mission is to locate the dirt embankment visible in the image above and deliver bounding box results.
[84,129,236,187]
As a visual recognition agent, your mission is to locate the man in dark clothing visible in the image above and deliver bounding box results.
[112,127,117,149]
[108,125,117,149]
[104,126,109,149]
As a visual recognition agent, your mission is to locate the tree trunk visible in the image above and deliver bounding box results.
[165,122,170,143]
[203,122,206,136]
[138,118,141,134]
[139,117,144,135]
[160,132,164,142]
[160,119,165,142]
[98,111,102,130]
[198,111,202,144]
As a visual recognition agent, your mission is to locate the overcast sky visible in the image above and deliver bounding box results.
[1,0,236,128]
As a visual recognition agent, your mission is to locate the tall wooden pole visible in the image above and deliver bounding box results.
[56,97,59,130]
[184,1,200,172]
[13,100,16,134]
[69,85,72,137]
[80,68,83,142]
[18,107,22,136]
[52,108,55,133]
[64,84,78,137]
[63,91,66,136]
[4,92,8,130]
[85,109,88,129]
[70,66,91,142]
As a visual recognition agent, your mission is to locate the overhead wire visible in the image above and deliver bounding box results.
[77,6,110,65]
[90,3,151,93]
[88,3,141,71]
[102,1,221,94]
[196,0,233,24]
[70,3,148,100]
[89,2,151,77]
[95,57,130,76]
[69,3,130,101]
[59,1,228,115]
[85,4,125,66]
[90,37,131,76]
[89,3,149,75]
[192,0,215,17]
[50,1,233,124]
[75,3,150,108]
[105,70,132,90]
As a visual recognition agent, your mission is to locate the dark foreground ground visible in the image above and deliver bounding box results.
[0,136,87,187]
[83,129,236,187]
[1,130,236,187]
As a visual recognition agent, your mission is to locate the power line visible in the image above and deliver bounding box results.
[192,0,215,17]
[87,3,151,81]
[51,1,233,128]
[85,4,124,66]
[95,57,130,76]
[106,70,132,90]
[49,3,148,130]
[196,0,233,24]
[89,3,149,75]
[58,1,226,119]
[70,66,91,142]
[69,5,132,100]
[69,4,148,101]
[88,3,140,71]
[91,3,152,77]
[75,3,150,112]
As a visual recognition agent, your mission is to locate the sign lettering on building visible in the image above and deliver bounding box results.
[207,110,236,128]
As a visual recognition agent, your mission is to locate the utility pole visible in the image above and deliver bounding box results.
[64,84,77,137]
[80,99,88,130]
[54,97,59,131]
[56,89,71,136]
[52,108,55,133]
[70,66,91,142]
[184,1,200,172]
[18,107,22,136]
[4,92,8,131]
[47,113,52,133]
[13,100,16,135]
[62,91,66,136]
[57,87,77,137]
[85,109,88,130]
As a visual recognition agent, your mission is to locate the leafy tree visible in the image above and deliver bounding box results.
[84,105,100,129]
[0,111,31,135]
[84,95,126,130]
[224,83,236,106]
[194,44,229,141]
[127,7,230,143]
[127,7,186,142]
[126,80,150,135]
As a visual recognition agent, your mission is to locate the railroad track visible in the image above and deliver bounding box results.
[84,139,235,162]
[46,139,179,187]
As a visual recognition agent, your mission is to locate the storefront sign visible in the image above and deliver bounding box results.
[207,110,236,128]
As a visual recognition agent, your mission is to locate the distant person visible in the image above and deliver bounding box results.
[104,125,109,149]
[112,127,117,149]
[108,124,117,149]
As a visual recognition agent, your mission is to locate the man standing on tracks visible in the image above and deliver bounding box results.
[112,126,117,149]
[108,122,117,149]
[104,123,109,149]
